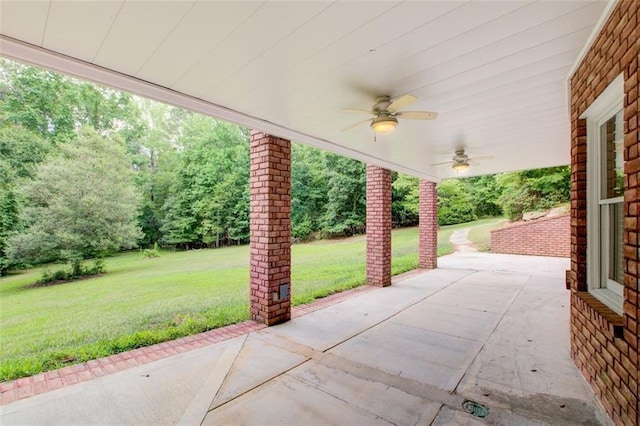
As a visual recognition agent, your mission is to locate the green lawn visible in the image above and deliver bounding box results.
[0,219,498,381]
[467,218,508,251]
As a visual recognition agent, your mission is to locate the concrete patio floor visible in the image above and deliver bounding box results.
[1,253,611,425]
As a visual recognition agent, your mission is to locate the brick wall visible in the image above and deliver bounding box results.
[419,180,438,269]
[249,131,291,326]
[490,215,570,257]
[366,165,392,287]
[568,1,639,424]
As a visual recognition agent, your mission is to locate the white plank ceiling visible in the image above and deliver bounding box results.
[0,0,608,180]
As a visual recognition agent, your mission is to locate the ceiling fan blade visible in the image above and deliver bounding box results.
[430,160,454,166]
[396,111,438,120]
[341,119,370,132]
[388,94,417,112]
[342,108,374,114]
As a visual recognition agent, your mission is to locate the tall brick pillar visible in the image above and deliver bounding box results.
[419,180,438,269]
[249,131,291,325]
[366,165,392,287]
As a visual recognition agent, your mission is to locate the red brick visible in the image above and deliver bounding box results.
[16,385,34,400]
[249,131,291,325]
[14,377,32,388]
[366,165,392,287]
[568,3,639,423]
[0,382,15,393]
[33,380,48,394]
[490,215,570,257]
[419,180,438,269]
[77,370,93,381]
[61,374,79,386]
[0,390,17,405]
[89,367,106,378]
[46,378,63,391]
[32,374,45,383]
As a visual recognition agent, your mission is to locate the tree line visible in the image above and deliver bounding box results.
[0,59,569,276]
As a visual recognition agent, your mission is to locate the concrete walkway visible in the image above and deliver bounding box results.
[1,253,610,425]
[449,227,478,253]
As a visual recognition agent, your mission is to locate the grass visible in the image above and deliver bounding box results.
[0,219,497,381]
[466,218,508,251]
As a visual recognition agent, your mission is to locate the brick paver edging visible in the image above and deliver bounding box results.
[0,283,384,406]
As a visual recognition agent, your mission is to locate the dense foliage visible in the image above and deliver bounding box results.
[161,116,250,248]
[6,129,142,270]
[0,126,50,275]
[0,59,570,275]
[495,167,570,220]
[437,180,477,225]
[38,260,106,286]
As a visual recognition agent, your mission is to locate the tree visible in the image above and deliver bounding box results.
[73,83,135,134]
[0,124,51,178]
[495,166,570,221]
[7,128,142,270]
[437,179,477,225]
[127,100,183,246]
[0,165,20,275]
[0,125,50,275]
[320,154,366,236]
[0,58,137,146]
[392,173,419,227]
[1,59,77,143]
[291,144,328,240]
[462,175,503,218]
[161,116,250,248]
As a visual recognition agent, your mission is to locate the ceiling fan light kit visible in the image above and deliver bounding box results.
[342,94,437,134]
[452,162,470,173]
[370,115,398,133]
[430,149,493,173]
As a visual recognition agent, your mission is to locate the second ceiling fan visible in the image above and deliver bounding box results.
[431,149,494,173]
[342,94,438,134]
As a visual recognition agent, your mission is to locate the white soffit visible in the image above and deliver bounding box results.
[0,0,609,179]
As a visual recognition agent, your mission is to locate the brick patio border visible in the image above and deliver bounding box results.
[0,281,390,406]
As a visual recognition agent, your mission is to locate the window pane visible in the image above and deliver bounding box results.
[608,202,624,285]
[600,111,624,198]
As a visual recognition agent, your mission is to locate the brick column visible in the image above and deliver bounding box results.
[419,180,438,269]
[366,165,391,287]
[249,131,291,325]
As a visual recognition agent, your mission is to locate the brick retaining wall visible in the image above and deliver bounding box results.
[490,214,570,257]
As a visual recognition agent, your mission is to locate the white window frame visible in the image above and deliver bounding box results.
[581,74,624,315]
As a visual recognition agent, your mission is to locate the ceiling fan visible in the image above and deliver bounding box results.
[342,94,438,134]
[431,149,493,173]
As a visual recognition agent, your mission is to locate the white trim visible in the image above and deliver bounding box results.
[598,196,624,205]
[565,0,619,116]
[581,74,624,119]
[0,35,441,182]
[591,288,623,315]
[566,0,619,82]
[584,77,624,315]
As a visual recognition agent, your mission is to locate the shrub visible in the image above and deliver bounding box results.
[292,219,313,242]
[498,183,538,221]
[36,259,105,285]
[495,166,570,221]
[142,242,160,259]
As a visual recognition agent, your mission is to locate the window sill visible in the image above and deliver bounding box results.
[590,288,623,315]
[574,291,624,339]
